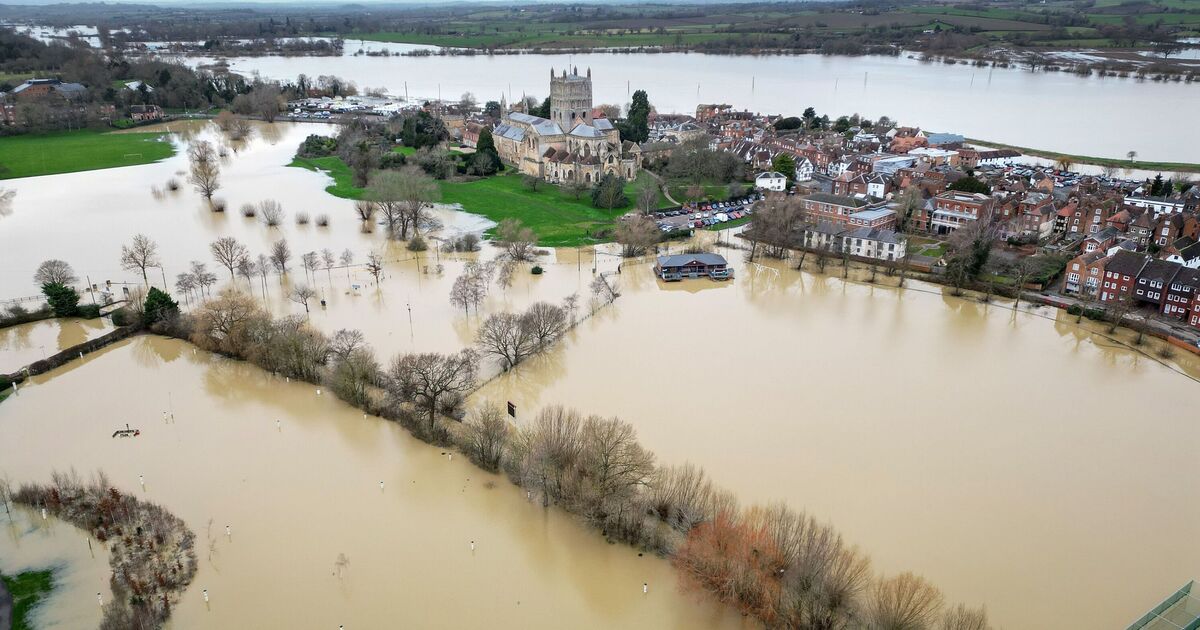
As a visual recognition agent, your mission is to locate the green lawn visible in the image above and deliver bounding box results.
[441,172,663,246]
[290,154,666,246]
[1,569,54,630]
[0,129,175,180]
[289,156,366,199]
[707,215,753,232]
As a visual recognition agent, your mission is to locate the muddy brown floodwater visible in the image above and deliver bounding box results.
[475,247,1200,630]
[0,337,747,629]
[0,317,114,374]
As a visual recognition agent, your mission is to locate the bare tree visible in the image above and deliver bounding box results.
[259,199,284,227]
[367,167,441,240]
[256,253,271,294]
[235,255,256,290]
[290,285,316,314]
[940,604,992,630]
[270,239,292,274]
[329,329,367,362]
[386,350,479,435]
[301,251,320,282]
[476,312,539,370]
[321,248,336,284]
[365,252,385,284]
[210,237,248,281]
[1010,258,1035,307]
[175,272,197,306]
[189,260,217,296]
[524,302,568,348]
[449,271,485,314]
[749,196,804,259]
[868,572,945,630]
[340,249,354,282]
[615,215,661,257]
[562,293,579,323]
[33,259,77,286]
[460,403,509,472]
[497,218,537,261]
[120,233,161,286]
[590,274,618,305]
[1106,294,1134,333]
[187,140,221,200]
[637,186,659,214]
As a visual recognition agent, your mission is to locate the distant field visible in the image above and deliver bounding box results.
[0,128,174,180]
[346,0,1200,53]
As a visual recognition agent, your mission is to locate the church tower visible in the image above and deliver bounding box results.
[549,67,592,130]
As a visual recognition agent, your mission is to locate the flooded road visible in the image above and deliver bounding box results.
[0,317,113,374]
[474,251,1200,630]
[0,337,745,629]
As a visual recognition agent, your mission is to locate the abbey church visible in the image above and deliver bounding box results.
[493,67,641,184]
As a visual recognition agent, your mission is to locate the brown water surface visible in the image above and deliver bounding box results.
[474,250,1200,630]
[0,337,745,629]
[0,317,114,373]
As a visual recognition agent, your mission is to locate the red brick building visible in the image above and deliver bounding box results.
[1063,250,1109,297]
[1099,250,1148,304]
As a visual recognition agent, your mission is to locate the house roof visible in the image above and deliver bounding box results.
[805,192,868,208]
[757,172,786,180]
[1139,259,1182,284]
[1106,250,1148,276]
[657,253,728,268]
[845,226,902,244]
[849,208,895,221]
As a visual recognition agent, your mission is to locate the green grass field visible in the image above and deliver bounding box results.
[1,569,54,630]
[0,129,175,180]
[440,172,663,246]
[289,155,366,199]
[965,138,1200,174]
[288,154,665,246]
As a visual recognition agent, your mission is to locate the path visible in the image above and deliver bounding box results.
[647,171,680,206]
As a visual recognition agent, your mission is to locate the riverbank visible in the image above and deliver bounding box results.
[0,569,53,630]
[967,138,1200,174]
[0,129,175,180]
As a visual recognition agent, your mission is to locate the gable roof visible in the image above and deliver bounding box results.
[657,253,728,268]
[1106,249,1148,276]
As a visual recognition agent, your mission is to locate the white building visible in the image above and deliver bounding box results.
[844,227,906,261]
[1124,195,1185,218]
[795,157,815,182]
[755,171,788,192]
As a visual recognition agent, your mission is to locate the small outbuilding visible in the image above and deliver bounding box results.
[655,253,731,281]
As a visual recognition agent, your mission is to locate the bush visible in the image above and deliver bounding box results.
[77,304,101,318]
[143,287,179,326]
[296,134,337,158]
[41,282,80,317]
[296,211,310,225]
[110,307,135,327]
[315,213,329,227]
[407,235,428,251]
[1066,304,1083,316]
[1083,307,1105,321]
[531,265,544,275]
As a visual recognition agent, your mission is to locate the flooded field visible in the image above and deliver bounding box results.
[0,337,745,629]
[0,507,110,629]
[186,49,1200,163]
[0,317,113,374]
[475,250,1200,630]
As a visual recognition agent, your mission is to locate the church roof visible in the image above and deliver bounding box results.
[508,112,564,136]
[593,118,614,131]
[494,123,525,142]
[569,124,605,138]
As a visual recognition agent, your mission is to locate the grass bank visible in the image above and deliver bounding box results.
[966,138,1200,174]
[287,154,666,246]
[288,156,365,199]
[0,128,175,180]
[1,569,54,630]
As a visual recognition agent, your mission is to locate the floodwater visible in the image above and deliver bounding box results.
[474,246,1200,630]
[0,317,114,374]
[185,48,1200,163]
[0,506,110,629]
[0,337,746,629]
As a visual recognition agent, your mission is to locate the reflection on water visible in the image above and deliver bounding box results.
[0,317,113,373]
[0,338,746,629]
[474,254,1200,630]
